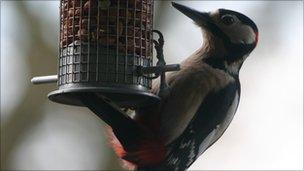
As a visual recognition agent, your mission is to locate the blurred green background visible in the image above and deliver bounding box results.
[1,1,303,170]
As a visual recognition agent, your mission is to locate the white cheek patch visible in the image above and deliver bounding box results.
[210,12,256,45]
[224,24,256,44]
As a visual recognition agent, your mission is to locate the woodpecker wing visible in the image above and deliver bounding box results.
[156,63,236,145]
[164,80,240,169]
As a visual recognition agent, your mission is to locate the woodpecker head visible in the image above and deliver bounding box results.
[172,2,259,74]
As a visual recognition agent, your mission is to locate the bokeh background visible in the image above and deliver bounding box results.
[1,1,303,170]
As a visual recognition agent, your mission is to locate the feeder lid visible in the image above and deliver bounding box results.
[48,86,160,108]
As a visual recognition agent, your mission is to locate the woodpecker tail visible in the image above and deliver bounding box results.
[80,93,166,168]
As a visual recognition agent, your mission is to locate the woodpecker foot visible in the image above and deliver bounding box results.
[152,30,165,66]
[152,30,170,98]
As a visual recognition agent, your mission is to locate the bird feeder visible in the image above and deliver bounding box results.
[31,0,180,108]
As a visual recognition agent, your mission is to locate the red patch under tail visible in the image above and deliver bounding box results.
[106,127,166,169]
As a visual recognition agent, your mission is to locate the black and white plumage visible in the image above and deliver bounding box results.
[82,2,259,171]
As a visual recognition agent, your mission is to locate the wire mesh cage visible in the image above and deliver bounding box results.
[48,0,159,107]
[31,0,180,108]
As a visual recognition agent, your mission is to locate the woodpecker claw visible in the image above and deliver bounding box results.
[152,30,170,98]
[152,30,164,46]
[152,31,165,65]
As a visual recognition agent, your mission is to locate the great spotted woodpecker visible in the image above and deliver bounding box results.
[81,2,259,170]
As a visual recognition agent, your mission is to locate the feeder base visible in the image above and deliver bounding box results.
[48,85,160,108]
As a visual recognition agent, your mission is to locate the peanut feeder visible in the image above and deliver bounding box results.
[31,0,180,108]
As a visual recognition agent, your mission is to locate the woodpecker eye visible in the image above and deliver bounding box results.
[221,15,235,25]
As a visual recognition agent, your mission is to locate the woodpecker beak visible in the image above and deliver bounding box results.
[172,2,212,29]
